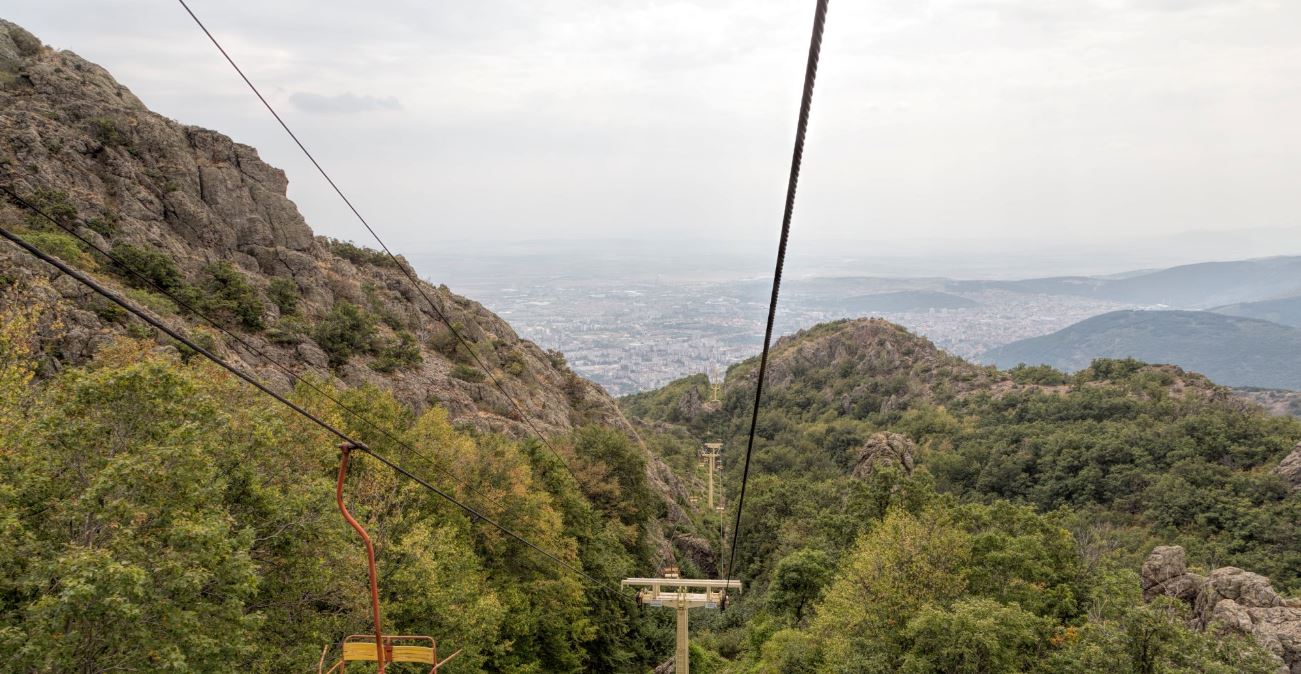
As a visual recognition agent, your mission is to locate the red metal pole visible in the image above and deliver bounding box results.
[337,443,386,672]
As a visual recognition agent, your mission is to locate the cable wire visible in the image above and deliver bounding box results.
[0,222,619,595]
[0,185,513,516]
[723,0,830,593]
[175,0,581,483]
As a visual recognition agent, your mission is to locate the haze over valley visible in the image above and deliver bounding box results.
[414,243,1301,395]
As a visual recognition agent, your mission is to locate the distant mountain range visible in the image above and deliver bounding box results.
[1212,296,1301,328]
[981,310,1301,390]
[948,256,1301,309]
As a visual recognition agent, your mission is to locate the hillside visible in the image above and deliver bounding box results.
[0,19,692,673]
[948,256,1301,308]
[981,310,1301,389]
[623,317,1301,673]
[1213,295,1301,328]
[0,19,646,438]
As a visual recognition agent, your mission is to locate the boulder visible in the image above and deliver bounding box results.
[851,432,916,479]
[1277,443,1301,491]
[1141,546,1301,673]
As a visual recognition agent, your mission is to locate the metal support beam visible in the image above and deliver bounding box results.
[622,577,742,674]
[702,443,721,510]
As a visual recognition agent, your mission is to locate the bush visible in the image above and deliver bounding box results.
[21,189,77,230]
[124,288,177,317]
[89,117,129,147]
[267,277,300,315]
[84,214,118,237]
[314,301,376,367]
[372,331,423,373]
[324,238,402,269]
[450,364,484,383]
[266,316,308,345]
[24,230,92,269]
[200,262,265,331]
[111,244,184,293]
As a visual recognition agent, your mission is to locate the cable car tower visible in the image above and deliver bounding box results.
[701,443,722,511]
[623,574,741,674]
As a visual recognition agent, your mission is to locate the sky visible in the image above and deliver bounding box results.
[6,0,1301,272]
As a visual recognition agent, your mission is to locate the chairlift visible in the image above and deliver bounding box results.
[319,443,461,673]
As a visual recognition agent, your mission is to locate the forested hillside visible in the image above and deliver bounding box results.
[623,318,1301,673]
[981,309,1301,389]
[0,20,691,672]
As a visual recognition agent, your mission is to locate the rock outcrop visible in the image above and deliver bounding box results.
[851,431,916,479]
[1277,442,1301,491]
[1142,546,1301,673]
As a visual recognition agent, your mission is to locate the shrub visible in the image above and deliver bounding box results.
[450,364,484,383]
[24,230,92,268]
[325,238,398,269]
[372,331,423,373]
[89,117,129,147]
[124,288,177,317]
[266,316,308,345]
[314,301,376,367]
[110,244,184,293]
[84,214,117,237]
[267,277,300,315]
[21,189,77,230]
[200,262,265,331]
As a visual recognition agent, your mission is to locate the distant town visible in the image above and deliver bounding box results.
[453,278,1134,396]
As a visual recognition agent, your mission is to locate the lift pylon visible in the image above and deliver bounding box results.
[623,577,742,674]
[701,443,721,510]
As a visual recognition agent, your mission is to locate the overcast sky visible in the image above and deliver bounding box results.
[6,0,1301,264]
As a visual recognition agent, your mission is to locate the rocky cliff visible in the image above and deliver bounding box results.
[0,18,634,439]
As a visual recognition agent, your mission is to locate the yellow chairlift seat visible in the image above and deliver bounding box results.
[320,443,463,673]
[320,634,460,673]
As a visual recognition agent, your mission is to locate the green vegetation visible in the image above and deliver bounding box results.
[110,243,185,293]
[314,301,377,367]
[88,116,129,147]
[372,330,423,373]
[197,262,265,331]
[267,276,300,315]
[324,238,410,271]
[0,298,668,672]
[451,363,485,383]
[982,309,1301,389]
[22,229,93,268]
[623,319,1300,672]
[20,189,77,230]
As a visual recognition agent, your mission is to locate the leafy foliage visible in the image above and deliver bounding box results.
[622,319,1298,672]
[314,301,376,367]
[0,299,662,672]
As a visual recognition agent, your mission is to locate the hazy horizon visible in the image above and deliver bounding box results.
[5,0,1298,261]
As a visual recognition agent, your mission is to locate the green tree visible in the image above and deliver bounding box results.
[898,598,1049,674]
[767,549,831,624]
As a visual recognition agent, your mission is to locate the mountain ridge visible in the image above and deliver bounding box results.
[980,309,1301,390]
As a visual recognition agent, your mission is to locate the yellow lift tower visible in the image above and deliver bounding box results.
[701,443,722,510]
[623,576,742,674]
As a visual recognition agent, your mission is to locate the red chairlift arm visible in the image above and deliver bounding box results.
[337,442,387,672]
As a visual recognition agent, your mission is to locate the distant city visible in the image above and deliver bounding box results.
[408,243,1165,396]
[455,279,1134,395]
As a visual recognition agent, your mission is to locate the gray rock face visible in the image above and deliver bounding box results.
[1141,546,1301,673]
[1141,545,1205,602]
[0,18,671,448]
[1277,443,1301,491]
[851,431,916,479]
